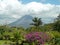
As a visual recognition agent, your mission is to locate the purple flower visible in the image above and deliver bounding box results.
[25,32,51,45]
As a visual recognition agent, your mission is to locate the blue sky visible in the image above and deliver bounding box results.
[21,0,60,5]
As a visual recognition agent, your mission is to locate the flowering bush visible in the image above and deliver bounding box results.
[25,32,51,45]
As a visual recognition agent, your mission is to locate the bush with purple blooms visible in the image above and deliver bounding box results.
[25,32,51,45]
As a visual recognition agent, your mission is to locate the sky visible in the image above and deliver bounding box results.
[0,0,60,24]
[21,0,60,5]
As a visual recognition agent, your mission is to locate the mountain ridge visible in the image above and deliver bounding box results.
[9,15,33,28]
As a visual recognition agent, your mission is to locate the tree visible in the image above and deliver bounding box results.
[53,20,60,31]
[30,17,42,31]
[31,17,42,26]
[53,14,60,31]
[56,14,60,21]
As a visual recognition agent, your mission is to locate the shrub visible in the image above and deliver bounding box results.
[25,32,51,45]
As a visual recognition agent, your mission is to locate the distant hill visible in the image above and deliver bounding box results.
[9,15,33,28]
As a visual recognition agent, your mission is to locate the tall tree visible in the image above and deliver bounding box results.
[56,14,60,21]
[53,21,60,31]
[30,17,42,29]
[53,14,60,31]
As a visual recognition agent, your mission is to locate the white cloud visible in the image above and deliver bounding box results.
[12,14,21,18]
[0,0,60,24]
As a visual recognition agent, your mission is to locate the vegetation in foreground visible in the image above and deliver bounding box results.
[0,14,60,45]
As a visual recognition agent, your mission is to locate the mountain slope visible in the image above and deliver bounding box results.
[9,15,33,28]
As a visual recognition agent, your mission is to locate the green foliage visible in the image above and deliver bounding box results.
[46,31,60,45]
[43,23,53,31]
[31,17,42,27]
[56,14,60,21]
[0,16,60,45]
[53,14,60,32]
[53,20,60,32]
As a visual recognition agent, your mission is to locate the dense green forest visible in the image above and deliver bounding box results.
[0,14,60,45]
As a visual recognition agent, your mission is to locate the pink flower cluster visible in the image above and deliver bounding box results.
[25,32,51,45]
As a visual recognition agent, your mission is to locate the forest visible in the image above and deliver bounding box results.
[0,14,60,45]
